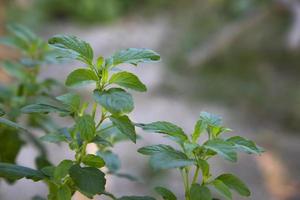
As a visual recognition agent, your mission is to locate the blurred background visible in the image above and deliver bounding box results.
[1,0,300,199]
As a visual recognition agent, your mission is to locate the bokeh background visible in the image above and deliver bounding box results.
[1,0,300,199]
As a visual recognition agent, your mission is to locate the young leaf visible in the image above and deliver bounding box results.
[56,93,81,113]
[107,48,160,67]
[211,180,232,200]
[138,144,175,155]
[199,112,222,126]
[82,154,105,168]
[155,186,177,200]
[75,115,96,141]
[93,88,134,115]
[65,68,98,87]
[0,163,45,181]
[117,196,156,200]
[149,151,194,170]
[190,184,212,200]
[216,174,251,197]
[97,151,120,173]
[227,136,264,155]
[53,160,73,182]
[109,71,147,92]
[48,35,94,65]
[57,185,72,200]
[136,121,188,142]
[69,164,106,198]
[192,120,206,142]
[204,139,237,162]
[109,115,136,143]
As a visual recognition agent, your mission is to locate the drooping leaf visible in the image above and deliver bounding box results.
[93,88,134,115]
[69,164,106,198]
[155,186,177,200]
[0,118,28,131]
[48,35,94,65]
[149,150,194,170]
[212,180,232,200]
[216,174,250,197]
[136,121,187,142]
[97,151,120,173]
[190,184,212,200]
[117,196,156,200]
[65,68,98,87]
[204,139,237,162]
[107,48,160,67]
[227,136,264,155]
[138,144,175,155]
[56,93,81,113]
[109,71,147,92]
[109,115,136,143]
[82,154,105,168]
[0,163,45,181]
[75,115,96,141]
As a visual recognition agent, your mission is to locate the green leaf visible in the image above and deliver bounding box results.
[114,172,139,182]
[0,108,5,116]
[109,115,136,143]
[138,144,175,155]
[69,164,106,198]
[149,150,194,170]
[40,133,68,143]
[0,129,23,165]
[190,184,212,200]
[109,71,147,92]
[216,174,251,197]
[1,61,27,80]
[82,154,105,168]
[117,196,156,200]
[192,120,206,142]
[21,103,70,115]
[197,159,210,178]
[227,136,264,155]
[93,88,134,115]
[0,163,45,181]
[204,139,237,162]
[54,160,73,182]
[0,118,28,131]
[212,180,232,200]
[199,112,222,126]
[65,68,98,87]
[107,48,160,67]
[57,185,71,200]
[155,186,177,200]
[48,35,94,65]
[92,136,113,147]
[97,151,120,173]
[136,121,187,142]
[56,93,81,113]
[75,115,96,141]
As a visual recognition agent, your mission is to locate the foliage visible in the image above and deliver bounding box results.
[0,32,263,200]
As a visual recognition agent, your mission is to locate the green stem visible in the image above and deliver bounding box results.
[192,166,200,184]
[92,102,97,119]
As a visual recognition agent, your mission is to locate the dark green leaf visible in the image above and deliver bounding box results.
[109,115,136,143]
[190,184,212,200]
[82,154,105,168]
[57,185,72,200]
[76,115,96,141]
[155,186,177,200]
[212,180,232,200]
[136,121,187,142]
[65,68,98,87]
[138,144,175,155]
[204,139,237,162]
[0,108,5,116]
[97,151,120,173]
[227,136,264,155]
[92,136,113,147]
[69,164,106,198]
[117,196,156,200]
[93,88,134,115]
[108,48,160,67]
[48,35,93,64]
[0,163,45,181]
[54,160,73,182]
[109,71,147,92]
[216,174,250,197]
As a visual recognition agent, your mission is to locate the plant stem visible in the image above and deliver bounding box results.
[92,102,97,119]
[192,166,200,184]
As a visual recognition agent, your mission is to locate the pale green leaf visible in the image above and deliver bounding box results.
[109,71,147,92]
[65,68,98,87]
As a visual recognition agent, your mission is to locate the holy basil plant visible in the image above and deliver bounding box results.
[0,25,61,174]
[0,34,263,200]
